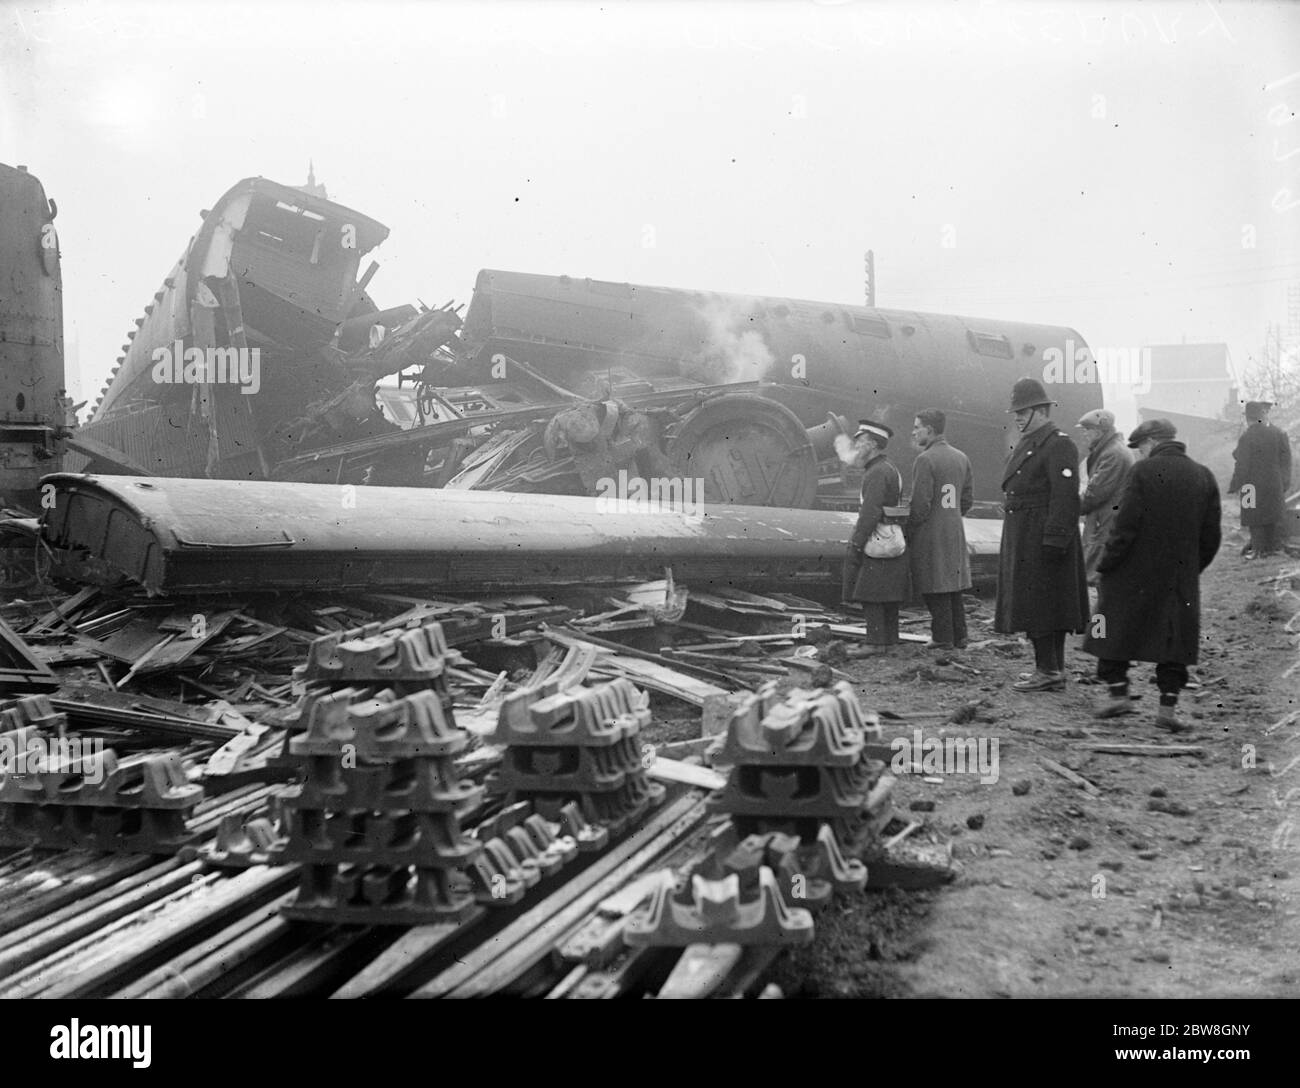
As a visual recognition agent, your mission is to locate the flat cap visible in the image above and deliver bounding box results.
[1126,418,1177,448]
[1076,408,1115,430]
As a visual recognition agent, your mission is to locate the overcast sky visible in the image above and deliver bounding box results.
[3,0,1298,422]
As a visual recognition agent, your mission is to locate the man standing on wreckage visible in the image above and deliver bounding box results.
[994,378,1089,691]
[1083,419,1221,733]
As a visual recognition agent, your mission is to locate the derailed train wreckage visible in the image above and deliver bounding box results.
[0,164,71,587]
[30,174,1101,592]
[0,169,1096,995]
[68,176,1100,507]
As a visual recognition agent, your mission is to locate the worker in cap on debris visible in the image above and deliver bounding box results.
[993,378,1089,691]
[1082,419,1221,733]
[907,408,974,649]
[843,419,912,646]
[1076,408,1134,587]
[1228,400,1292,559]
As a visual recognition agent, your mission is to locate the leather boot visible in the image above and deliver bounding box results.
[1094,683,1136,719]
[1012,670,1065,692]
[1156,700,1190,734]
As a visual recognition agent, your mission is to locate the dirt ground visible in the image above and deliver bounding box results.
[767,527,1300,998]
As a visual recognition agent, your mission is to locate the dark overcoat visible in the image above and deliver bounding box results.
[1079,431,1134,584]
[1228,422,1292,527]
[843,452,912,603]
[1082,440,1221,665]
[907,437,973,594]
[993,422,1088,635]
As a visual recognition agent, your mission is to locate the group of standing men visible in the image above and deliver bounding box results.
[843,377,1292,734]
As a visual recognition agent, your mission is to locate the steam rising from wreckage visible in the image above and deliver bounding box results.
[52,175,1099,589]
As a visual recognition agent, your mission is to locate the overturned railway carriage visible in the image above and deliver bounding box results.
[68,177,410,480]
[457,271,1102,506]
[0,163,64,511]
[70,177,1101,511]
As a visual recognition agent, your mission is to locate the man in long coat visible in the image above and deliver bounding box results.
[1082,419,1221,732]
[1076,408,1133,585]
[994,378,1089,691]
[1228,400,1292,558]
[907,408,973,648]
[842,419,912,646]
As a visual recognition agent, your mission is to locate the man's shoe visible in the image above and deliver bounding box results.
[1012,670,1065,692]
[953,639,969,650]
[927,641,955,651]
[1094,696,1137,719]
[1155,703,1191,734]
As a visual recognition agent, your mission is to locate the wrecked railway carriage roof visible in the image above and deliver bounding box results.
[43,473,968,595]
[89,177,388,425]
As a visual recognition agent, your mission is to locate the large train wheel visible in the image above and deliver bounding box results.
[667,393,819,508]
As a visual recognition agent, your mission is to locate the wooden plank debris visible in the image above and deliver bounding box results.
[412,792,710,998]
[0,616,58,692]
[656,943,744,999]
[647,757,727,791]
[0,576,928,1002]
[588,657,730,706]
[1085,744,1205,757]
[1040,758,1103,798]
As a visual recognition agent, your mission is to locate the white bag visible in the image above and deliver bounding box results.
[862,464,907,558]
[864,523,906,559]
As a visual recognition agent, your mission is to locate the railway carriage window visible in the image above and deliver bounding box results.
[965,330,1014,359]
[851,314,891,338]
[242,200,332,263]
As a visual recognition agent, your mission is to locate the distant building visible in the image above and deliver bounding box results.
[1136,342,1236,420]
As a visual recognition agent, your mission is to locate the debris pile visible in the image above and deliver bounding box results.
[489,676,665,836]
[464,801,585,907]
[0,694,204,853]
[0,566,955,996]
[709,680,894,848]
[279,686,484,924]
[624,866,815,947]
[618,682,892,955]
